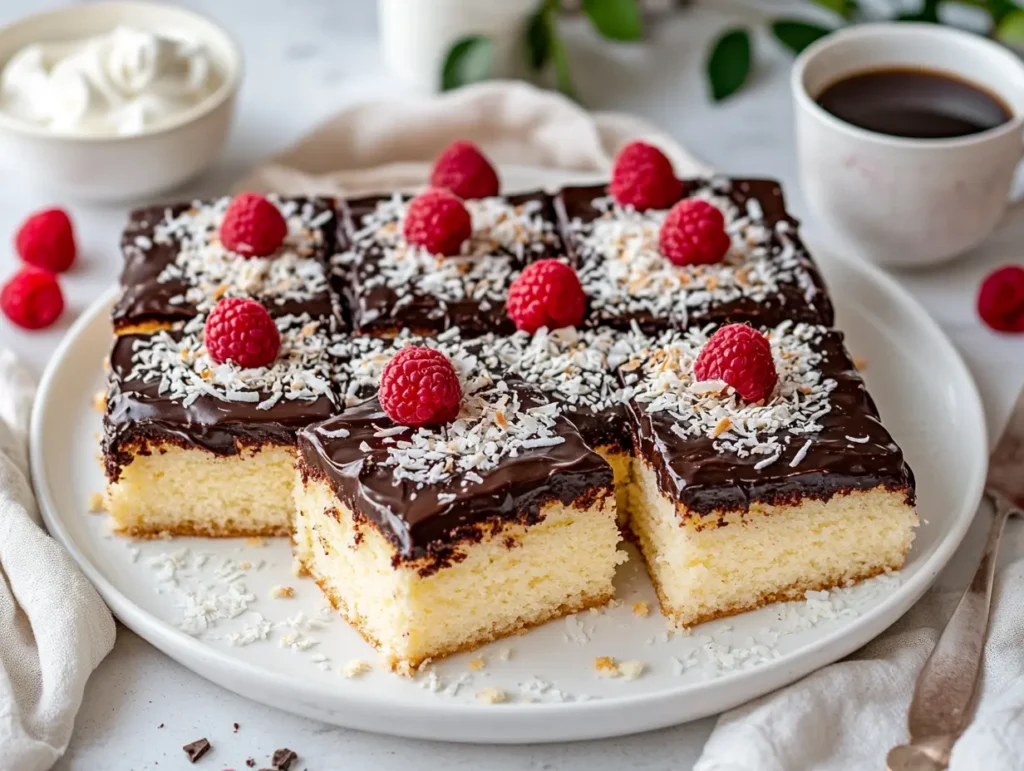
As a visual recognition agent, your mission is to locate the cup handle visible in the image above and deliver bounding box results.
[997,147,1024,228]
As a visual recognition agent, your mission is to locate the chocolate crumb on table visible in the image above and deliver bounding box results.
[271,747,298,770]
[182,738,211,763]
[232,722,239,733]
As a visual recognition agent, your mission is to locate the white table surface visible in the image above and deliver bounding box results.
[1,1,1021,769]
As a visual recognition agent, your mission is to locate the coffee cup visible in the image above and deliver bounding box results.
[792,23,1024,268]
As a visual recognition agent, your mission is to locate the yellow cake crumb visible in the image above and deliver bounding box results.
[92,391,106,413]
[476,687,507,704]
[340,659,371,678]
[853,356,868,371]
[244,537,265,548]
[238,561,252,570]
[271,585,295,599]
[467,656,486,671]
[594,656,619,677]
[88,492,106,513]
[632,601,650,618]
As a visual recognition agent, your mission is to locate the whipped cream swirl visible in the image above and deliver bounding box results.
[0,25,220,136]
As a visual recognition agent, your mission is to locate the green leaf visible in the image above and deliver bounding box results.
[771,19,833,54]
[809,0,856,20]
[706,28,751,102]
[440,35,493,91]
[550,30,576,98]
[996,8,1024,42]
[526,8,552,70]
[582,0,643,42]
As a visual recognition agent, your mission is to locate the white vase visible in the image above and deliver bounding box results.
[378,0,537,91]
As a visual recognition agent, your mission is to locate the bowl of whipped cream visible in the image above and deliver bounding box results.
[0,2,242,201]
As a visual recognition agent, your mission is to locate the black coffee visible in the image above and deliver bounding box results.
[815,68,1012,139]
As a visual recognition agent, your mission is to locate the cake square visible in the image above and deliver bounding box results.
[104,313,339,537]
[334,191,562,338]
[621,321,917,627]
[555,178,834,333]
[294,371,623,671]
[112,195,339,333]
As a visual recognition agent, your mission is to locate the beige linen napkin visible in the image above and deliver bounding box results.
[238,80,1021,770]
[0,347,116,771]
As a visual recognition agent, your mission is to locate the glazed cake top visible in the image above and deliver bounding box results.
[104,313,338,475]
[299,363,611,568]
[334,192,561,337]
[556,178,834,332]
[113,196,338,328]
[622,321,914,516]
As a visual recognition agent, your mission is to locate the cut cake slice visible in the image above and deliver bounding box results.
[622,321,918,627]
[294,367,623,671]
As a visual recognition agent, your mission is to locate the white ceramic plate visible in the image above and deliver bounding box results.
[32,172,986,744]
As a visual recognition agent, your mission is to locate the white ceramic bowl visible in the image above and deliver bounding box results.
[0,2,243,202]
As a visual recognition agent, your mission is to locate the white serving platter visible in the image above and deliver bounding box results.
[32,168,986,743]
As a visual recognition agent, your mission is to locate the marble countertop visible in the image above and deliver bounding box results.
[0,1,1020,769]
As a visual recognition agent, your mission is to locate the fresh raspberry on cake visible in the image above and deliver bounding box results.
[609,141,683,211]
[220,193,288,258]
[379,346,462,427]
[430,140,500,199]
[403,188,472,256]
[15,208,76,273]
[659,198,731,266]
[694,324,777,403]
[506,259,586,333]
[977,265,1024,333]
[204,297,281,368]
[1,267,64,329]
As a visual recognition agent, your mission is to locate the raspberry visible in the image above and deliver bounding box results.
[403,188,472,256]
[379,346,462,427]
[204,297,280,368]
[430,140,500,199]
[15,208,76,273]
[219,193,287,258]
[659,198,731,266]
[694,324,778,403]
[1,267,64,330]
[609,141,683,211]
[506,259,587,333]
[977,265,1024,333]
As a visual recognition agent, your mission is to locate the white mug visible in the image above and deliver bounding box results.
[792,23,1024,268]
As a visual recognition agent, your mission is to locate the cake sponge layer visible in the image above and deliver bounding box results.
[628,456,918,627]
[593,443,631,525]
[106,442,294,537]
[294,476,626,671]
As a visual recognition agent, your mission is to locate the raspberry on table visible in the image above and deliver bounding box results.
[430,140,500,200]
[204,297,281,368]
[219,193,288,258]
[16,208,76,273]
[379,346,462,427]
[659,198,731,266]
[609,141,683,211]
[506,259,586,334]
[402,188,472,256]
[1,267,64,330]
[694,324,778,403]
[977,264,1024,333]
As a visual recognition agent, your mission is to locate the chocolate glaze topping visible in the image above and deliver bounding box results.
[298,384,612,569]
[626,325,914,517]
[335,191,562,338]
[556,179,834,333]
[113,196,338,329]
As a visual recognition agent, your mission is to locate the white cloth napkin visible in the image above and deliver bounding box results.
[0,347,115,771]
[242,80,1022,771]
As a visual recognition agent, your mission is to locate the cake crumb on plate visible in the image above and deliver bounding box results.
[476,687,507,704]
